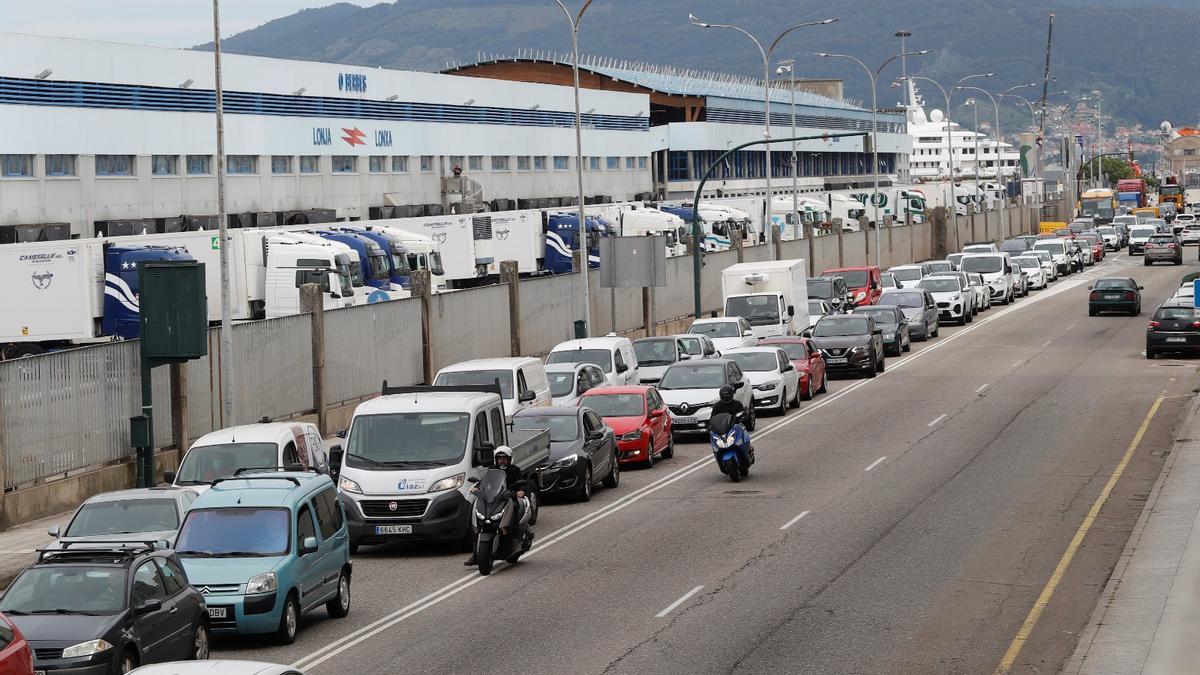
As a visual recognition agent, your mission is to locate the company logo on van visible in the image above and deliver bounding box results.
[432,232,448,245]
[495,228,510,241]
[31,270,52,290]
[396,478,426,492]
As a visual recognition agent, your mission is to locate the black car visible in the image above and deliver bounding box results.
[852,305,911,356]
[1088,277,1142,316]
[807,276,851,310]
[807,315,885,378]
[1147,304,1200,359]
[0,542,208,674]
[513,407,618,502]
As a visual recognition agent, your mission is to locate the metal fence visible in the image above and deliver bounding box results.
[227,315,314,425]
[324,299,423,404]
[430,285,512,373]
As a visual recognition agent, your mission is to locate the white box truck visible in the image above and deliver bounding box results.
[721,259,809,338]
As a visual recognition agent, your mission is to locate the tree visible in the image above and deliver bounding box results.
[1080,156,1134,186]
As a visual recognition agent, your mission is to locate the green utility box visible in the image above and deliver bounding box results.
[138,261,207,361]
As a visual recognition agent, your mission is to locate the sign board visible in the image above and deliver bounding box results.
[598,236,666,288]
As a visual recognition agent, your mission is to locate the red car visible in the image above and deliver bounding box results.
[758,336,827,400]
[579,385,673,468]
[0,613,32,675]
[821,266,882,306]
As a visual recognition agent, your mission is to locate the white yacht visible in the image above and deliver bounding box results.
[903,81,1020,185]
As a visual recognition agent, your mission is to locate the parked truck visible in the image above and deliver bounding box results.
[721,259,810,338]
[313,229,408,302]
[543,211,606,274]
[0,240,194,358]
[339,226,413,290]
[363,225,447,290]
[1160,177,1185,212]
[1116,178,1148,209]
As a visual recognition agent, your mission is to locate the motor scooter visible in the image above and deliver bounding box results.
[709,412,754,482]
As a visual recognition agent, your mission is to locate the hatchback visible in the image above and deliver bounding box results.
[852,305,911,356]
[758,337,827,400]
[877,288,940,340]
[722,347,801,415]
[512,407,618,500]
[579,386,674,467]
[1088,278,1142,316]
[1147,304,1200,359]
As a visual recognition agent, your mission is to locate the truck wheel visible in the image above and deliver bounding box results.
[3,344,44,360]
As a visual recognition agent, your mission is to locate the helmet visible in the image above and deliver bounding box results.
[493,445,513,463]
[718,384,735,402]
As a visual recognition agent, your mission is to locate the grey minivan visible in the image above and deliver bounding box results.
[877,288,940,341]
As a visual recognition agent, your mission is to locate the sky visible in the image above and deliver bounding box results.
[0,0,381,48]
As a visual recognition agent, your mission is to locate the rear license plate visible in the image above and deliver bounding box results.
[1104,294,1123,300]
[1166,337,1187,343]
[207,606,228,619]
[673,416,697,425]
[375,525,413,535]
[827,357,848,364]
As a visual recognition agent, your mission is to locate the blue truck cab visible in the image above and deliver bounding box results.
[173,470,351,644]
[543,212,607,274]
[313,230,392,293]
[341,227,412,290]
[103,245,194,340]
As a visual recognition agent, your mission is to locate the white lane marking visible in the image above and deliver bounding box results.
[1041,340,1053,348]
[780,510,811,530]
[655,585,705,617]
[864,456,888,472]
[1066,322,1077,331]
[1012,359,1025,368]
[292,255,1117,672]
[975,384,989,394]
[927,414,947,427]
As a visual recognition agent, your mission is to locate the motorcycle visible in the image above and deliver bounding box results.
[709,412,754,482]
[468,468,533,575]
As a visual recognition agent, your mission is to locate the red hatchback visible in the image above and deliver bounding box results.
[759,336,827,400]
[0,613,32,675]
[579,386,673,468]
[821,266,882,306]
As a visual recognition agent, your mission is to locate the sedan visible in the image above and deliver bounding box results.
[877,288,940,340]
[1146,304,1200,359]
[579,386,673,468]
[47,487,199,550]
[808,315,885,378]
[1144,234,1183,266]
[758,337,827,400]
[723,347,801,416]
[1088,277,1143,316]
[545,362,607,407]
[512,407,618,501]
[853,305,911,356]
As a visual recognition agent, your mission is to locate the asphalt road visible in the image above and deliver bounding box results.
[220,251,1200,674]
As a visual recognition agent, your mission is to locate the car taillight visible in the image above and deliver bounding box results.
[1089,291,1099,301]
[1126,292,1136,300]
[1148,321,1159,331]
[1193,321,1200,329]
[1168,243,1177,249]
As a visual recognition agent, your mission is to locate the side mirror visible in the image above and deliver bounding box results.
[872,327,883,335]
[733,380,745,390]
[466,476,480,484]
[679,352,692,360]
[801,330,812,339]
[1087,285,1094,290]
[47,524,60,539]
[300,536,319,555]
[587,429,604,441]
[1138,285,1145,290]
[518,390,536,403]
[616,362,629,374]
[335,429,347,439]
[650,408,666,418]
[786,305,795,318]
[162,471,176,484]
[328,445,343,475]
[136,600,163,615]
[782,363,795,372]
[742,330,755,337]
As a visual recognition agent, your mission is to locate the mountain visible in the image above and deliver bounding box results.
[200,0,1197,135]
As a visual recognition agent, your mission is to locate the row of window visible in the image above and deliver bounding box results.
[665,149,898,182]
[0,153,651,178]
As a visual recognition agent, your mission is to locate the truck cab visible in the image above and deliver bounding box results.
[260,233,356,317]
[101,245,195,340]
[341,226,412,290]
[314,230,394,297]
[721,259,810,338]
[543,212,606,273]
[365,225,446,290]
[330,383,551,550]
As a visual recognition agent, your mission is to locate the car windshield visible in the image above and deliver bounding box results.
[1014,258,1040,269]
[807,299,826,315]
[678,337,704,356]
[726,295,782,326]
[689,321,740,338]
[766,342,808,360]
[879,291,924,308]
[1149,235,1175,244]
[66,499,179,537]
[854,308,898,324]
[1000,241,1027,252]
[1031,251,1051,261]
[513,413,578,442]
[835,270,868,287]
[919,278,960,293]
[580,393,646,418]
[812,316,869,337]
[926,262,952,273]
[634,339,680,366]
[547,371,575,398]
[1131,227,1156,238]
[0,567,125,615]
[807,280,834,298]
[176,443,278,485]
[947,254,964,266]
[658,363,727,390]
[961,256,1003,273]
[346,412,470,467]
[726,352,779,372]
[176,507,289,557]
[435,370,514,398]
[1097,227,1115,235]
[881,274,898,288]
[546,349,613,373]
[1033,242,1064,254]
[1155,307,1199,320]
[889,267,922,281]
[1093,279,1132,290]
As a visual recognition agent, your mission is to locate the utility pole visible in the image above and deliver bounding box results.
[212,0,233,427]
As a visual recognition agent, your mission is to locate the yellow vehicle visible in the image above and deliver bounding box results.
[1131,206,1160,219]
[1039,221,1067,234]
[1078,188,1117,223]
[1160,178,1185,211]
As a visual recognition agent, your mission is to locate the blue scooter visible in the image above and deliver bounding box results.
[709,412,754,482]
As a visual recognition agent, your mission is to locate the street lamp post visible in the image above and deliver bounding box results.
[211,0,233,427]
[816,49,930,267]
[958,87,1002,237]
[690,14,838,260]
[555,0,595,337]
[777,60,800,242]
[965,98,981,239]
[1005,90,1066,202]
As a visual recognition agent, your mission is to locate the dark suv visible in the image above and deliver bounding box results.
[0,542,208,674]
[807,314,885,378]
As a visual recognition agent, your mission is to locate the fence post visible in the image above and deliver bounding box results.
[731,229,744,263]
[412,270,434,384]
[500,260,521,357]
[642,287,654,337]
[835,219,845,267]
[299,284,327,435]
[806,222,815,270]
[860,216,871,264]
[169,363,189,454]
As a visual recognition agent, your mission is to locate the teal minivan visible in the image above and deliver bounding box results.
[174,470,352,644]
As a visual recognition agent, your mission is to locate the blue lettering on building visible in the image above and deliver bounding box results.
[313,127,332,146]
[375,130,393,147]
[338,73,367,93]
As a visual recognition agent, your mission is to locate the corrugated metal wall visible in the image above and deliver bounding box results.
[323,299,423,402]
[429,285,512,373]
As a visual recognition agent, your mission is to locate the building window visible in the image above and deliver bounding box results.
[391,156,409,172]
[151,155,178,176]
[468,155,483,171]
[637,156,647,170]
[332,156,357,173]
[554,156,569,170]
[668,151,689,181]
[271,156,293,174]
[491,156,510,171]
[589,156,601,171]
[226,155,257,175]
[420,155,434,172]
[625,157,636,169]
[1184,149,1197,157]
[186,155,211,175]
[533,156,546,171]
[1,154,33,177]
[96,155,135,176]
[517,156,531,171]
[449,155,464,171]
[300,155,320,173]
[606,156,620,170]
[369,156,387,173]
[45,154,77,177]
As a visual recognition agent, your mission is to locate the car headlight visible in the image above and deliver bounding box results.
[851,345,869,354]
[428,473,465,493]
[619,429,643,441]
[855,290,867,301]
[62,639,113,659]
[753,381,778,391]
[246,571,278,595]
[550,453,579,469]
[951,294,961,302]
[883,332,895,340]
[338,475,363,494]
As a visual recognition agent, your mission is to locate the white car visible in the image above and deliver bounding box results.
[928,270,978,316]
[1029,250,1058,281]
[1128,226,1157,255]
[967,273,992,309]
[886,264,926,289]
[918,276,973,325]
[687,317,758,353]
[545,362,607,406]
[808,298,834,329]
[722,347,801,416]
[962,243,998,254]
[632,336,692,385]
[657,358,755,435]
[675,333,721,360]
[1033,238,1072,276]
[1181,223,1200,246]
[545,336,639,387]
[1095,225,1120,250]
[1170,284,1195,305]
[169,422,329,493]
[1012,255,1048,290]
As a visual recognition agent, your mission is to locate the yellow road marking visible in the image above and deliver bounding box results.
[995,394,1165,674]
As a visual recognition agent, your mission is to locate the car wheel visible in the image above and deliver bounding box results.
[789,383,801,408]
[577,464,593,501]
[775,390,788,416]
[1088,306,1097,317]
[801,377,813,401]
[1146,347,1155,359]
[326,569,351,618]
[865,356,877,379]
[903,334,911,352]
[965,310,973,324]
[603,451,620,488]
[817,370,828,394]
[877,354,885,373]
[932,323,940,338]
[958,313,967,326]
[661,433,675,458]
[120,649,138,674]
[275,593,300,645]
[192,622,210,659]
[745,404,757,431]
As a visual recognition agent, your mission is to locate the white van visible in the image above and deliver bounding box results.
[167,421,329,492]
[544,336,639,387]
[434,357,551,420]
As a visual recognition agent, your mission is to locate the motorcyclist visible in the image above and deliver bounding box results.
[464,446,530,566]
[709,385,754,465]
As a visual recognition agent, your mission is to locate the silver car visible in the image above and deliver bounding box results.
[47,486,199,549]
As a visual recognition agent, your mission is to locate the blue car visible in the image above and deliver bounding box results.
[174,470,352,644]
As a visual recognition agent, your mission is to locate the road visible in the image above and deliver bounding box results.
[220,252,1198,674]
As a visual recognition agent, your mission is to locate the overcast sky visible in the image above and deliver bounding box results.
[1,1,381,48]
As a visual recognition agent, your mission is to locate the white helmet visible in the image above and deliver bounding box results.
[493,445,513,462]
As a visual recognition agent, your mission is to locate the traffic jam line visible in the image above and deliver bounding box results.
[864,456,888,472]
[656,586,705,618]
[779,510,811,531]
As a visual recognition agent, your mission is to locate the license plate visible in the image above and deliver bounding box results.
[207,607,228,619]
[1105,294,1123,300]
[673,416,697,425]
[827,357,848,364]
[375,525,413,535]
[1167,337,1187,343]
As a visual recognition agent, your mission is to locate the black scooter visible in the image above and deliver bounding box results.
[469,468,533,575]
